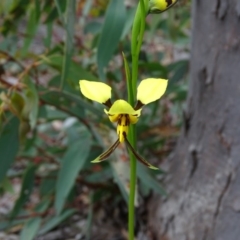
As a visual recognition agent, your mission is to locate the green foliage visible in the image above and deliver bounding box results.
[0,0,191,238]
[38,209,75,235]
[97,0,126,80]
[20,217,41,240]
[0,117,19,183]
[10,164,37,219]
[55,131,91,214]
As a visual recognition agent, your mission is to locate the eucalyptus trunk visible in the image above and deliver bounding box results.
[149,1,240,239]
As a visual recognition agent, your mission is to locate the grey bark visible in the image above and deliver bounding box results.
[149,0,240,240]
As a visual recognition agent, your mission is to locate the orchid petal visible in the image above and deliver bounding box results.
[137,78,168,105]
[123,133,158,170]
[79,80,112,105]
[91,139,120,163]
[107,99,141,116]
[104,100,141,123]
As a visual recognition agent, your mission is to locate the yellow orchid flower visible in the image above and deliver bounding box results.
[148,0,178,14]
[79,78,168,169]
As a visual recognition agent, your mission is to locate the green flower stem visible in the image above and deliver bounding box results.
[136,0,146,58]
[128,1,148,239]
[128,125,136,240]
[131,0,148,96]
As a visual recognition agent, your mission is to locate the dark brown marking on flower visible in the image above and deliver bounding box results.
[123,132,152,168]
[125,115,130,126]
[134,100,144,110]
[166,0,173,7]
[117,114,123,125]
[117,114,130,127]
[103,99,112,108]
[99,139,120,161]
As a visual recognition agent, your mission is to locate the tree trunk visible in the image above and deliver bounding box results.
[149,1,240,239]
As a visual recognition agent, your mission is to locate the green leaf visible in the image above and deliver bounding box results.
[0,117,19,183]
[97,0,126,80]
[19,198,50,240]
[45,7,58,23]
[10,92,25,119]
[60,0,76,89]
[23,77,39,129]
[44,22,53,48]
[79,0,93,27]
[10,164,37,218]
[167,60,189,83]
[20,218,41,240]
[39,172,57,197]
[19,120,31,143]
[2,0,31,35]
[55,134,91,214]
[40,54,98,84]
[38,209,75,235]
[137,164,167,196]
[21,4,39,56]
[53,0,67,25]
[0,177,14,193]
[39,105,69,121]
[111,165,129,204]
[0,219,25,231]
[84,21,102,35]
[34,0,41,21]
[121,7,136,40]
[139,62,168,78]
[40,88,103,118]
